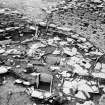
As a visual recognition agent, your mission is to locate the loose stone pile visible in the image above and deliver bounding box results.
[43,0,105,52]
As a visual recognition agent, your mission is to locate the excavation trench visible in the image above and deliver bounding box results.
[0,1,105,105]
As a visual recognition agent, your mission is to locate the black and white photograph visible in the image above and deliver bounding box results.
[0,0,105,105]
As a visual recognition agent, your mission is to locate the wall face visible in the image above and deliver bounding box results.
[0,0,59,21]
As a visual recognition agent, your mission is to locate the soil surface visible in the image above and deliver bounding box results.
[0,0,61,21]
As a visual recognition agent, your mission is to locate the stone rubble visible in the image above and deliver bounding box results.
[0,66,10,74]
[0,6,105,105]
